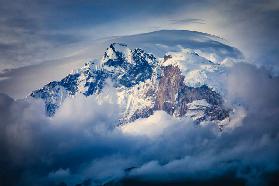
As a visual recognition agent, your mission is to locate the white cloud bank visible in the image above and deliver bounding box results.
[0,62,279,186]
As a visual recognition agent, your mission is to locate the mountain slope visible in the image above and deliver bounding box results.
[31,43,230,125]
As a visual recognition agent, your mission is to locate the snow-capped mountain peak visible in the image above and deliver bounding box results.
[102,43,132,64]
[31,43,231,127]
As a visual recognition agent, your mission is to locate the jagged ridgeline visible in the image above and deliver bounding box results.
[31,43,230,124]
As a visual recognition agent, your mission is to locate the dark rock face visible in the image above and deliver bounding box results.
[155,65,183,115]
[104,44,156,88]
[82,69,108,96]
[31,81,67,117]
[121,65,230,123]
[60,74,80,95]
[154,65,230,122]
[30,68,108,116]
[127,108,154,124]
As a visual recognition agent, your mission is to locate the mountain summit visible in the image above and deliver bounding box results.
[31,43,230,126]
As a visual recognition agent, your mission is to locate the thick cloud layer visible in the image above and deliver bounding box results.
[0,62,279,186]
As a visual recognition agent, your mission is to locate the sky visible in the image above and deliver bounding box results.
[0,0,279,98]
[0,1,279,186]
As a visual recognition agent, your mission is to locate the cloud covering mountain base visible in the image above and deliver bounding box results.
[0,62,279,186]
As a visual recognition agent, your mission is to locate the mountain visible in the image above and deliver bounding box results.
[0,30,243,99]
[30,43,231,126]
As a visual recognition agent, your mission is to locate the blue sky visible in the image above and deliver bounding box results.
[0,0,278,72]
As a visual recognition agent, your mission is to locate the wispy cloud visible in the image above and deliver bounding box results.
[169,18,206,25]
[0,0,278,75]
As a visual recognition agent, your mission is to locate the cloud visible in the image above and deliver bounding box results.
[0,0,194,71]
[0,29,244,99]
[1,0,278,74]
[0,61,279,186]
[176,0,279,75]
[48,168,70,180]
[121,111,181,137]
[169,18,206,25]
[1,0,278,101]
[0,1,278,185]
